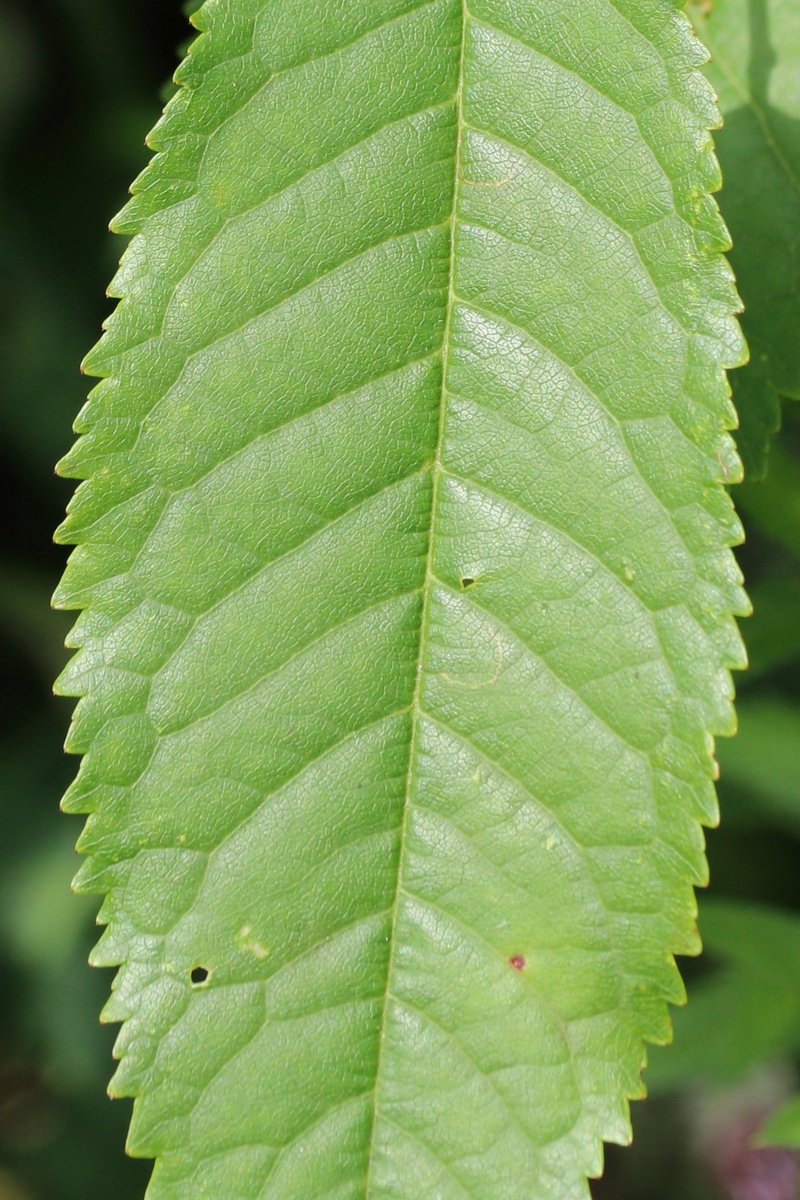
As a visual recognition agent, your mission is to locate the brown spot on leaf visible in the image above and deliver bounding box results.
[509,954,526,971]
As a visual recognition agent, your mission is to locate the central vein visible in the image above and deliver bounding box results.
[363,0,469,1192]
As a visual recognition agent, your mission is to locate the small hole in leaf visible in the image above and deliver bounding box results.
[508,954,526,971]
[461,577,475,589]
[190,966,210,986]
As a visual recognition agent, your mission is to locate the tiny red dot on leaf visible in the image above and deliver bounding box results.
[508,954,526,971]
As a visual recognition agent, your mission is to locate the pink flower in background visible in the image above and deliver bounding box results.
[711,1113,798,1200]
[694,1075,800,1200]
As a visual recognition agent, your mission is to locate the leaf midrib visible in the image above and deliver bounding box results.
[363,0,468,1190]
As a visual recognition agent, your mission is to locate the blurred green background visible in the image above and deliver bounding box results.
[0,2,798,1198]
[1,4,188,1197]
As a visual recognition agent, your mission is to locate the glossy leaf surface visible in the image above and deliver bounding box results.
[55,1,746,1195]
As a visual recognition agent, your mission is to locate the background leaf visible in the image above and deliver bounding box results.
[689,0,800,478]
[646,901,800,1091]
[734,577,800,682]
[736,435,800,556]
[716,698,800,831]
[759,1094,800,1148]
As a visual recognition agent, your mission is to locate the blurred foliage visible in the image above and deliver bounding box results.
[689,0,800,480]
[0,1,798,1199]
[647,902,800,1092]
[761,1095,800,1150]
[0,3,190,1197]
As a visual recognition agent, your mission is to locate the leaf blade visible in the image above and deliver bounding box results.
[56,1,747,1195]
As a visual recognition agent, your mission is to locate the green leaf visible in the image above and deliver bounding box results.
[54,1,747,1195]
[646,901,800,1090]
[759,1093,800,1148]
[689,0,800,479]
